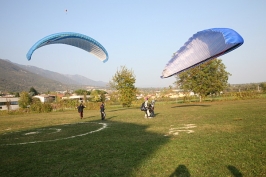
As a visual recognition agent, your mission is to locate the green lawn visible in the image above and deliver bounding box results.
[0,99,266,176]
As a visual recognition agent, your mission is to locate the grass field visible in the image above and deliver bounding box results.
[0,98,266,176]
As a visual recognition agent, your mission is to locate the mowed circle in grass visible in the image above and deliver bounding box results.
[0,122,107,145]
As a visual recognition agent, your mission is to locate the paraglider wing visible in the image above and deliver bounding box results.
[161,28,244,78]
[26,32,108,62]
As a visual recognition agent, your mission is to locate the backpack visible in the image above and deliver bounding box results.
[140,102,146,111]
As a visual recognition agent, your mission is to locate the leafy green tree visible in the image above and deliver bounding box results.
[109,66,137,107]
[259,82,266,93]
[29,87,39,96]
[175,59,231,102]
[91,89,107,95]
[109,91,119,104]
[83,93,87,103]
[18,91,32,108]
[6,99,11,112]
[90,90,101,102]
[74,89,90,95]
[100,92,106,102]
[30,97,42,113]
[14,92,20,97]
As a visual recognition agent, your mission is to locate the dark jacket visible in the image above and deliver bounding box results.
[100,103,105,112]
[78,104,85,113]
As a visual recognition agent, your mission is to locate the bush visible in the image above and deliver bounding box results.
[42,103,53,112]
[220,91,260,100]
[30,98,53,113]
[0,108,29,116]
[86,102,100,110]
[54,99,79,111]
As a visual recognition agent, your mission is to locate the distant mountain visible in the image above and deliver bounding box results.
[64,74,107,87]
[15,63,107,87]
[0,59,68,92]
[0,59,107,93]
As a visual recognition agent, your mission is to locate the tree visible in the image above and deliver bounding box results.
[109,66,137,107]
[29,87,39,96]
[90,90,101,102]
[259,82,266,93]
[100,92,106,102]
[109,91,119,103]
[18,91,32,108]
[175,59,231,102]
[74,89,90,95]
[15,92,20,97]
[6,99,11,112]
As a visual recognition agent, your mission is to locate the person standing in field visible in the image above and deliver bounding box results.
[144,97,150,118]
[77,101,86,119]
[150,99,155,117]
[100,101,105,120]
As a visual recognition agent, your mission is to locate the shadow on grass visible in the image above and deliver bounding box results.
[153,113,160,117]
[168,164,242,177]
[107,107,131,112]
[227,165,243,177]
[169,164,191,177]
[84,115,96,119]
[171,104,211,108]
[106,116,117,120]
[0,119,170,177]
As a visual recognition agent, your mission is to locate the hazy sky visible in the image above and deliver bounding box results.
[0,1,265,88]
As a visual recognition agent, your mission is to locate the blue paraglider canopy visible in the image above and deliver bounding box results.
[26,32,108,63]
[161,28,244,78]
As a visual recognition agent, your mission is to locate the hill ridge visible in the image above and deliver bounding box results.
[0,59,107,92]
